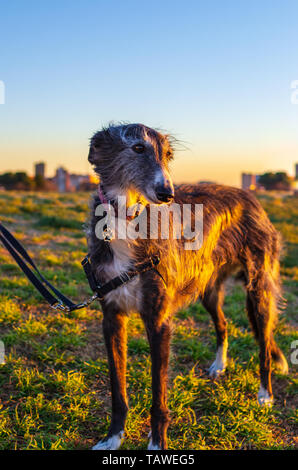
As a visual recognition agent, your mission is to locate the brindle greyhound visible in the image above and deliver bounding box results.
[86,123,288,450]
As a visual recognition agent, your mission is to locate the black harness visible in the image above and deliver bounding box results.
[0,222,161,313]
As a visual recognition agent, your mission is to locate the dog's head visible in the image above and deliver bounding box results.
[88,123,175,205]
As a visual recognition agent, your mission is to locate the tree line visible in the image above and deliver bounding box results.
[0,172,47,190]
[0,170,294,191]
[257,172,293,190]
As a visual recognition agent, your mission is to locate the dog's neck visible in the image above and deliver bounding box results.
[97,184,146,220]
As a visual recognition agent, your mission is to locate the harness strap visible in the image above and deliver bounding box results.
[81,255,98,292]
[89,255,161,299]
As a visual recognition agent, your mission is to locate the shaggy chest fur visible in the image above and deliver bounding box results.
[86,193,140,312]
[95,238,141,312]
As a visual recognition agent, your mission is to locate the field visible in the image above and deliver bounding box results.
[0,191,297,450]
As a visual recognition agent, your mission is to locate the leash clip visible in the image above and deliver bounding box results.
[75,293,100,309]
[51,293,100,313]
[51,302,70,312]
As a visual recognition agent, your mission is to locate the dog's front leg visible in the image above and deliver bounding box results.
[142,312,171,450]
[93,304,128,450]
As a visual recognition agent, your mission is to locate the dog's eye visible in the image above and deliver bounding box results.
[132,144,145,154]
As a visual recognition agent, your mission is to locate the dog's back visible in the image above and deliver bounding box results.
[132,183,282,316]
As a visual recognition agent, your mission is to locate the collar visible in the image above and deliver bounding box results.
[97,184,109,205]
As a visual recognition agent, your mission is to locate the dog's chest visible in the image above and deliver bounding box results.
[99,239,141,312]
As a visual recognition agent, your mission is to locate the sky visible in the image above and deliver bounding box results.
[0,0,298,186]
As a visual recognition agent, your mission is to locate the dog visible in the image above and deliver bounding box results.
[86,123,288,450]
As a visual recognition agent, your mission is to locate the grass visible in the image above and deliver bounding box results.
[0,191,297,450]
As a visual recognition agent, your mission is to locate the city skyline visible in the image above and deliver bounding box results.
[1,158,298,190]
[1,158,297,192]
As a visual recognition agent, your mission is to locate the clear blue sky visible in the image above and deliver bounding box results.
[1,0,298,186]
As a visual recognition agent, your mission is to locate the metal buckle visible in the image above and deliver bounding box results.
[51,292,100,313]
[51,302,70,312]
[74,293,101,310]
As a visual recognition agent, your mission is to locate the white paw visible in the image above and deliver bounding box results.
[92,431,124,450]
[209,344,227,379]
[148,439,161,450]
[147,431,161,450]
[258,386,273,407]
[208,360,226,379]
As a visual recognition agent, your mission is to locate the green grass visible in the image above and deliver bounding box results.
[0,191,297,450]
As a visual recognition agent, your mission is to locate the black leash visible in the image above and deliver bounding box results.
[0,222,161,313]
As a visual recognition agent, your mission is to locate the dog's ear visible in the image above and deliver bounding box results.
[88,130,107,165]
[88,127,124,165]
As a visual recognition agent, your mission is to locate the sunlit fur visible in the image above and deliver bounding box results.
[87,123,288,450]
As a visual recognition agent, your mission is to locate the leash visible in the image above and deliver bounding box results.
[0,222,161,313]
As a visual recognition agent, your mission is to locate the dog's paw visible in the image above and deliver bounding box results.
[208,359,226,379]
[258,387,273,407]
[208,345,227,379]
[92,431,124,450]
[147,431,162,450]
[148,440,162,450]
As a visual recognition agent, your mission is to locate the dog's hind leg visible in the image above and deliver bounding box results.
[246,268,287,405]
[92,304,128,450]
[246,292,288,376]
[246,286,274,406]
[202,281,228,379]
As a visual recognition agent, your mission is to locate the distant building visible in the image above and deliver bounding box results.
[55,167,71,192]
[69,173,90,191]
[241,173,258,190]
[35,162,45,179]
[53,168,96,192]
[295,163,298,180]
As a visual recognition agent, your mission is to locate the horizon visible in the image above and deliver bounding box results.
[0,159,297,190]
[1,1,298,187]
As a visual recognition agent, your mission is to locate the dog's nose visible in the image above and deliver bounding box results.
[155,186,174,203]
